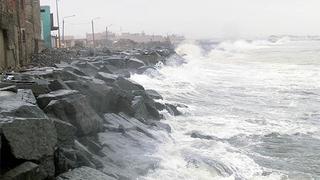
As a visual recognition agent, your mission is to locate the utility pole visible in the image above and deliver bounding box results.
[56,0,61,48]
[91,17,100,49]
[92,20,95,49]
[62,15,76,47]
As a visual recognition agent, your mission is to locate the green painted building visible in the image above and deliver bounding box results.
[40,6,53,48]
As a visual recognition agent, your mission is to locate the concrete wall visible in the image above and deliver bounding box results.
[0,0,42,71]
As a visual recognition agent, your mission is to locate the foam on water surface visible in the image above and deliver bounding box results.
[132,38,320,180]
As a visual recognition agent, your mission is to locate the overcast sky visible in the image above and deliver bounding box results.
[40,0,320,39]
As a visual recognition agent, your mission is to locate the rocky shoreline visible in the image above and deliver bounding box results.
[0,47,184,179]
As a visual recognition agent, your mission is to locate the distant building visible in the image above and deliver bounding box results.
[40,6,58,48]
[0,0,42,71]
[85,31,185,48]
[86,31,116,47]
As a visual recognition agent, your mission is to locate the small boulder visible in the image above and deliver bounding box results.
[165,103,182,116]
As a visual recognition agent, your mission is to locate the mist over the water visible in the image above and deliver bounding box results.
[41,0,320,39]
[131,37,320,180]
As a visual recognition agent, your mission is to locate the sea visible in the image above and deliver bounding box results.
[131,37,320,180]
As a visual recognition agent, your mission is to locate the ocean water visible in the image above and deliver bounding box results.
[131,37,320,180]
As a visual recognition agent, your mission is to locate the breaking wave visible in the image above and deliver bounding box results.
[132,38,320,180]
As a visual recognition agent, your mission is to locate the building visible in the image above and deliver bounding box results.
[85,31,185,48]
[0,0,42,72]
[40,6,58,48]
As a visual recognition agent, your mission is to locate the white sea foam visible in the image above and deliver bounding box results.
[132,38,320,180]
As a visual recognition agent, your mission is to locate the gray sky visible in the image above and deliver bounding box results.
[40,0,320,39]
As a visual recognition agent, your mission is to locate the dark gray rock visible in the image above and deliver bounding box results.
[0,91,57,161]
[189,131,218,140]
[64,80,117,114]
[113,89,162,121]
[131,96,150,121]
[78,137,103,155]
[113,77,144,91]
[104,57,127,69]
[151,121,172,133]
[165,103,182,116]
[0,117,57,160]
[48,79,69,91]
[37,89,79,109]
[53,118,77,147]
[16,89,37,105]
[0,85,17,93]
[98,120,161,179]
[104,113,149,132]
[62,66,87,77]
[75,62,100,77]
[134,51,163,65]
[136,66,157,75]
[95,72,118,84]
[98,65,114,74]
[126,58,145,69]
[31,79,51,96]
[44,94,103,136]
[0,89,45,119]
[146,89,163,100]
[1,162,41,180]
[56,166,116,180]
[38,156,55,179]
[54,148,80,175]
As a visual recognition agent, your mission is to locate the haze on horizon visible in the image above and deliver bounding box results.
[41,0,320,40]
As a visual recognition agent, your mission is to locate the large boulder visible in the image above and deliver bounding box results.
[37,89,79,109]
[74,62,100,77]
[0,91,57,161]
[112,89,161,121]
[98,113,162,179]
[126,58,145,69]
[64,79,118,114]
[56,167,116,180]
[134,50,164,65]
[44,94,103,136]
[0,117,57,160]
[113,77,144,91]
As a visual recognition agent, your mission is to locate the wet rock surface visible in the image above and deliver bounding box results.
[0,47,185,179]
